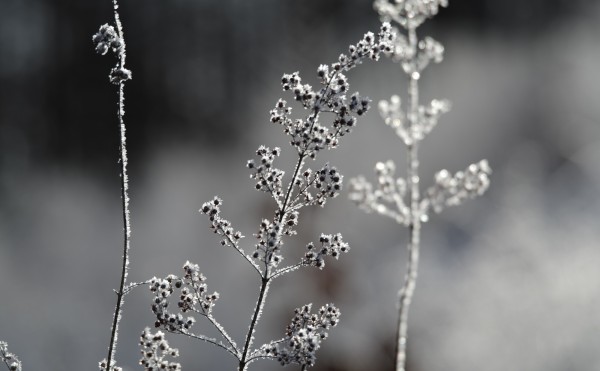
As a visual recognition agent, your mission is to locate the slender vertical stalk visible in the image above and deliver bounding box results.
[395,26,421,371]
[280,154,306,217]
[105,0,132,369]
[239,278,271,371]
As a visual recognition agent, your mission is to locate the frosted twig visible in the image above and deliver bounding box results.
[394,25,421,371]
[139,329,181,371]
[246,354,277,364]
[122,280,153,295]
[269,263,303,280]
[206,314,241,358]
[239,279,271,370]
[92,0,131,371]
[92,0,135,369]
[0,342,21,371]
[175,329,239,358]
[200,198,261,276]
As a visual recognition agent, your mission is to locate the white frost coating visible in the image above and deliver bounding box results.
[199,198,260,275]
[139,329,181,371]
[147,265,241,358]
[260,304,341,368]
[207,314,241,358]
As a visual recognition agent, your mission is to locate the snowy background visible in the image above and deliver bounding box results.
[1,0,600,370]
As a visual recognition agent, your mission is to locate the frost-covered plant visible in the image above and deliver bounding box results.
[91,1,134,370]
[350,1,491,371]
[145,24,395,371]
[139,329,181,371]
[0,3,135,371]
[261,303,340,369]
[0,342,21,371]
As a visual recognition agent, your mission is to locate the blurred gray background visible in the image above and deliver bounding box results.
[1,0,600,370]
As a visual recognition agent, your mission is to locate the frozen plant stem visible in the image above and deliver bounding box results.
[106,56,130,371]
[350,1,491,370]
[396,26,420,371]
[240,278,270,371]
[106,8,129,371]
[240,145,317,370]
[239,155,302,370]
[239,78,364,368]
[239,106,331,370]
[92,0,134,369]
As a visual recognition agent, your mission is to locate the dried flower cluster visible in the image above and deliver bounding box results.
[0,342,21,371]
[247,147,285,199]
[92,23,131,84]
[139,329,181,371]
[93,24,123,55]
[270,23,394,159]
[201,197,245,248]
[149,266,208,333]
[303,234,349,269]
[349,1,491,371]
[350,160,410,225]
[422,159,492,216]
[261,304,341,368]
[374,0,448,29]
[379,95,451,146]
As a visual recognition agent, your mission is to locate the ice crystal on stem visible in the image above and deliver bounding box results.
[350,2,490,371]
[145,23,395,371]
[0,342,21,371]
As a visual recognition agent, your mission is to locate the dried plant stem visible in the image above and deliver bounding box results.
[281,154,307,214]
[177,330,238,357]
[239,278,271,371]
[239,153,307,371]
[106,0,132,369]
[395,26,421,371]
